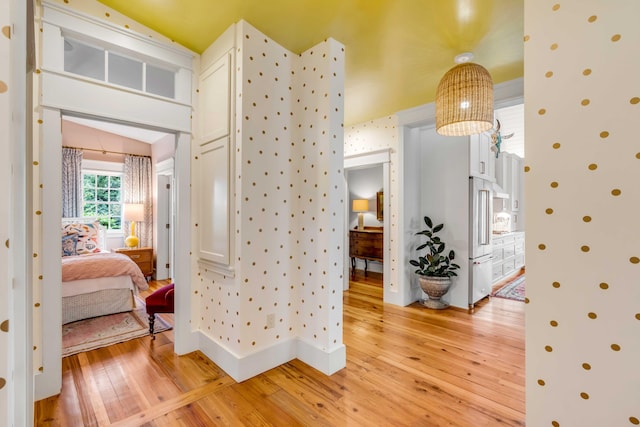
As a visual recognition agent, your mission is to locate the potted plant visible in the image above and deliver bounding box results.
[409,216,460,309]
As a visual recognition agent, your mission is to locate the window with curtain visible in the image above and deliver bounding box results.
[81,171,122,230]
[124,155,152,247]
[61,147,83,218]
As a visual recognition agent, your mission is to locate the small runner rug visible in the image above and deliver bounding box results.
[492,275,525,302]
[62,297,172,357]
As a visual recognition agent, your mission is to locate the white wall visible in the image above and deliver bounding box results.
[0,0,12,420]
[4,0,32,423]
[415,127,470,308]
[525,1,640,425]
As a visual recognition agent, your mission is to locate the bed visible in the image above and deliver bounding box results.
[61,218,149,324]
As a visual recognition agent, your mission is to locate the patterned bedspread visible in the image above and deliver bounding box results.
[62,252,149,291]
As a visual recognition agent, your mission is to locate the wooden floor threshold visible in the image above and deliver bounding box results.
[109,375,236,427]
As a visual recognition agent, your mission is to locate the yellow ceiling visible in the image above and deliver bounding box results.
[98,0,523,126]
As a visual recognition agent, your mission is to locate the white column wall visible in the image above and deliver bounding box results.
[194,21,346,381]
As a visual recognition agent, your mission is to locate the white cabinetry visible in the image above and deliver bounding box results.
[495,152,523,211]
[491,232,525,284]
[509,155,522,212]
[197,34,235,269]
[469,133,494,180]
[495,152,524,229]
[199,53,231,142]
[199,137,230,265]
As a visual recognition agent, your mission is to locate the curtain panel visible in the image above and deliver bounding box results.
[61,147,83,218]
[124,155,153,247]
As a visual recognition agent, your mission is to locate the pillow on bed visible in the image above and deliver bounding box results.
[75,234,100,254]
[62,221,102,254]
[61,234,78,257]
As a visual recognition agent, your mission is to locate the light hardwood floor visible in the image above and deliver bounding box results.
[35,272,525,426]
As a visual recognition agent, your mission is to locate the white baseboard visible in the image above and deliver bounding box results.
[296,338,346,375]
[197,332,346,382]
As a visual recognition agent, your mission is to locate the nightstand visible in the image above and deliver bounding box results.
[115,247,153,278]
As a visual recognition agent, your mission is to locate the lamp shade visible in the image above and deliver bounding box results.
[435,62,494,136]
[352,199,369,212]
[123,203,144,222]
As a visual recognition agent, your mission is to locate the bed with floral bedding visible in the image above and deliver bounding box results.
[61,219,148,324]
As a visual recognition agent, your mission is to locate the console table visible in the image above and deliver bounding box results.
[349,226,383,276]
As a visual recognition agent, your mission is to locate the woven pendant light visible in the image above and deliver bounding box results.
[436,53,494,136]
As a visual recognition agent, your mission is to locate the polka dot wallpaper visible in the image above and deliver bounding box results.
[525,1,640,425]
[0,0,11,418]
[196,22,346,358]
[345,117,399,292]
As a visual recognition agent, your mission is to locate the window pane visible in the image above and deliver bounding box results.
[97,203,109,216]
[64,38,105,81]
[110,176,121,188]
[96,189,109,202]
[108,52,143,90]
[109,189,120,202]
[83,174,96,187]
[146,64,175,98]
[111,217,121,230]
[83,188,96,201]
[83,203,96,216]
[82,171,123,230]
[96,175,109,188]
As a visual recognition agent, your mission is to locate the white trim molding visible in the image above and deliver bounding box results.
[344,148,391,168]
[197,333,345,383]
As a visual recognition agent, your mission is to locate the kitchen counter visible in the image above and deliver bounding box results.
[492,230,524,238]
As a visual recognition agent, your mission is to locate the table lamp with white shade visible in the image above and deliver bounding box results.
[352,199,369,230]
[123,203,144,248]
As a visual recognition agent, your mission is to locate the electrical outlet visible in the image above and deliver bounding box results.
[266,313,275,329]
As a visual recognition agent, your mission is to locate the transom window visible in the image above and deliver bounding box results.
[82,171,122,230]
[64,37,176,99]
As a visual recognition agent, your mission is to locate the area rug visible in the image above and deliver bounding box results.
[492,275,525,302]
[62,298,172,357]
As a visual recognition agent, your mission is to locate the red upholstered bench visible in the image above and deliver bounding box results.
[145,283,174,339]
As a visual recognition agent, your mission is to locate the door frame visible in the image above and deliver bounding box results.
[344,149,391,300]
[38,112,194,399]
[155,158,175,281]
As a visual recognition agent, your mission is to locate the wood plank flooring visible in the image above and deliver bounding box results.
[35,271,525,426]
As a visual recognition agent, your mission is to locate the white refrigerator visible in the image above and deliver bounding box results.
[468,177,493,309]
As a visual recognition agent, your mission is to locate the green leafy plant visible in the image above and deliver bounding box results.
[409,216,461,277]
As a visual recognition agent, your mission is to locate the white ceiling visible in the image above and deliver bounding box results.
[62,115,172,144]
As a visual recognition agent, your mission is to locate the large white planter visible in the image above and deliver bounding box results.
[418,276,452,309]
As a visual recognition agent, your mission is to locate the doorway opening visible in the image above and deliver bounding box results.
[58,112,177,341]
[344,149,391,302]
